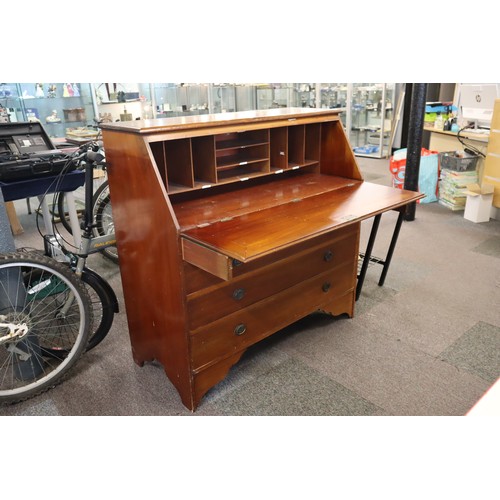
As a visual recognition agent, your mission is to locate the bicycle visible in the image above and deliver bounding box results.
[56,137,118,264]
[45,143,119,350]
[58,177,118,264]
[0,143,119,404]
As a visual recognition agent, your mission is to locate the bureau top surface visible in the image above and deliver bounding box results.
[99,107,341,134]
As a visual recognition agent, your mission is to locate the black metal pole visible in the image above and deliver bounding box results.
[400,83,413,149]
[403,83,427,221]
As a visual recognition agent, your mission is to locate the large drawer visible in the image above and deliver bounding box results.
[187,227,358,330]
[190,262,355,371]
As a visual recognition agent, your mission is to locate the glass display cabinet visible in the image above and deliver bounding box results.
[256,84,295,109]
[9,83,97,138]
[0,83,23,123]
[320,83,348,127]
[208,84,236,114]
[148,83,211,117]
[3,82,400,156]
[293,83,317,108]
[233,84,257,111]
[93,83,153,123]
[347,83,395,158]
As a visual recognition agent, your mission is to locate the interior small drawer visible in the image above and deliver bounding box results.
[182,238,235,281]
[187,230,358,331]
[190,262,356,371]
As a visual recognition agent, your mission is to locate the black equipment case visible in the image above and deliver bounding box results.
[0,122,74,182]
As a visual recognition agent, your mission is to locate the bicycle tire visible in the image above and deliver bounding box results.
[0,252,92,404]
[21,264,117,354]
[92,182,119,264]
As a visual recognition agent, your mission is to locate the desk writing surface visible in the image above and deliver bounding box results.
[180,176,423,262]
[174,172,355,230]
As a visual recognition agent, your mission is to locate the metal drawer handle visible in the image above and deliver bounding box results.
[322,282,331,293]
[323,250,333,262]
[234,324,247,336]
[233,288,245,301]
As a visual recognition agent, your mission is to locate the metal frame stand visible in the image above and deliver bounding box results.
[356,206,406,301]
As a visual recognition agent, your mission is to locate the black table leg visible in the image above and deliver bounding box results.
[378,207,405,287]
[356,213,381,301]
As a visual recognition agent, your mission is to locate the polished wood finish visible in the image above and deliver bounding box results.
[180,178,419,262]
[101,108,423,411]
[190,263,356,372]
[187,227,358,331]
[182,238,235,281]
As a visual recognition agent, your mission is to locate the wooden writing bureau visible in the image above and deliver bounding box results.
[100,108,422,411]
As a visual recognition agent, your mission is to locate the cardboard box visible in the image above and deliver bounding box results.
[463,183,494,223]
[481,99,500,208]
[491,205,500,221]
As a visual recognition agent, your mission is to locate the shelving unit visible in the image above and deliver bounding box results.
[215,130,270,180]
[146,118,325,195]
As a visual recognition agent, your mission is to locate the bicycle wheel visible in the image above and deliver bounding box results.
[0,252,92,404]
[20,264,118,354]
[92,182,119,264]
[56,168,108,235]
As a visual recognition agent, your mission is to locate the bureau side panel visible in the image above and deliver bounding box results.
[101,129,194,409]
[321,121,363,180]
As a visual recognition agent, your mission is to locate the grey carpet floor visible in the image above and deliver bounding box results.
[1,156,499,416]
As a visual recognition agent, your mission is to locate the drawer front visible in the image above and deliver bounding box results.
[231,223,358,278]
[184,262,224,295]
[190,262,355,371]
[187,228,358,331]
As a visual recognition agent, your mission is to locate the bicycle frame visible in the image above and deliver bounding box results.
[42,145,117,278]
[56,149,114,275]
